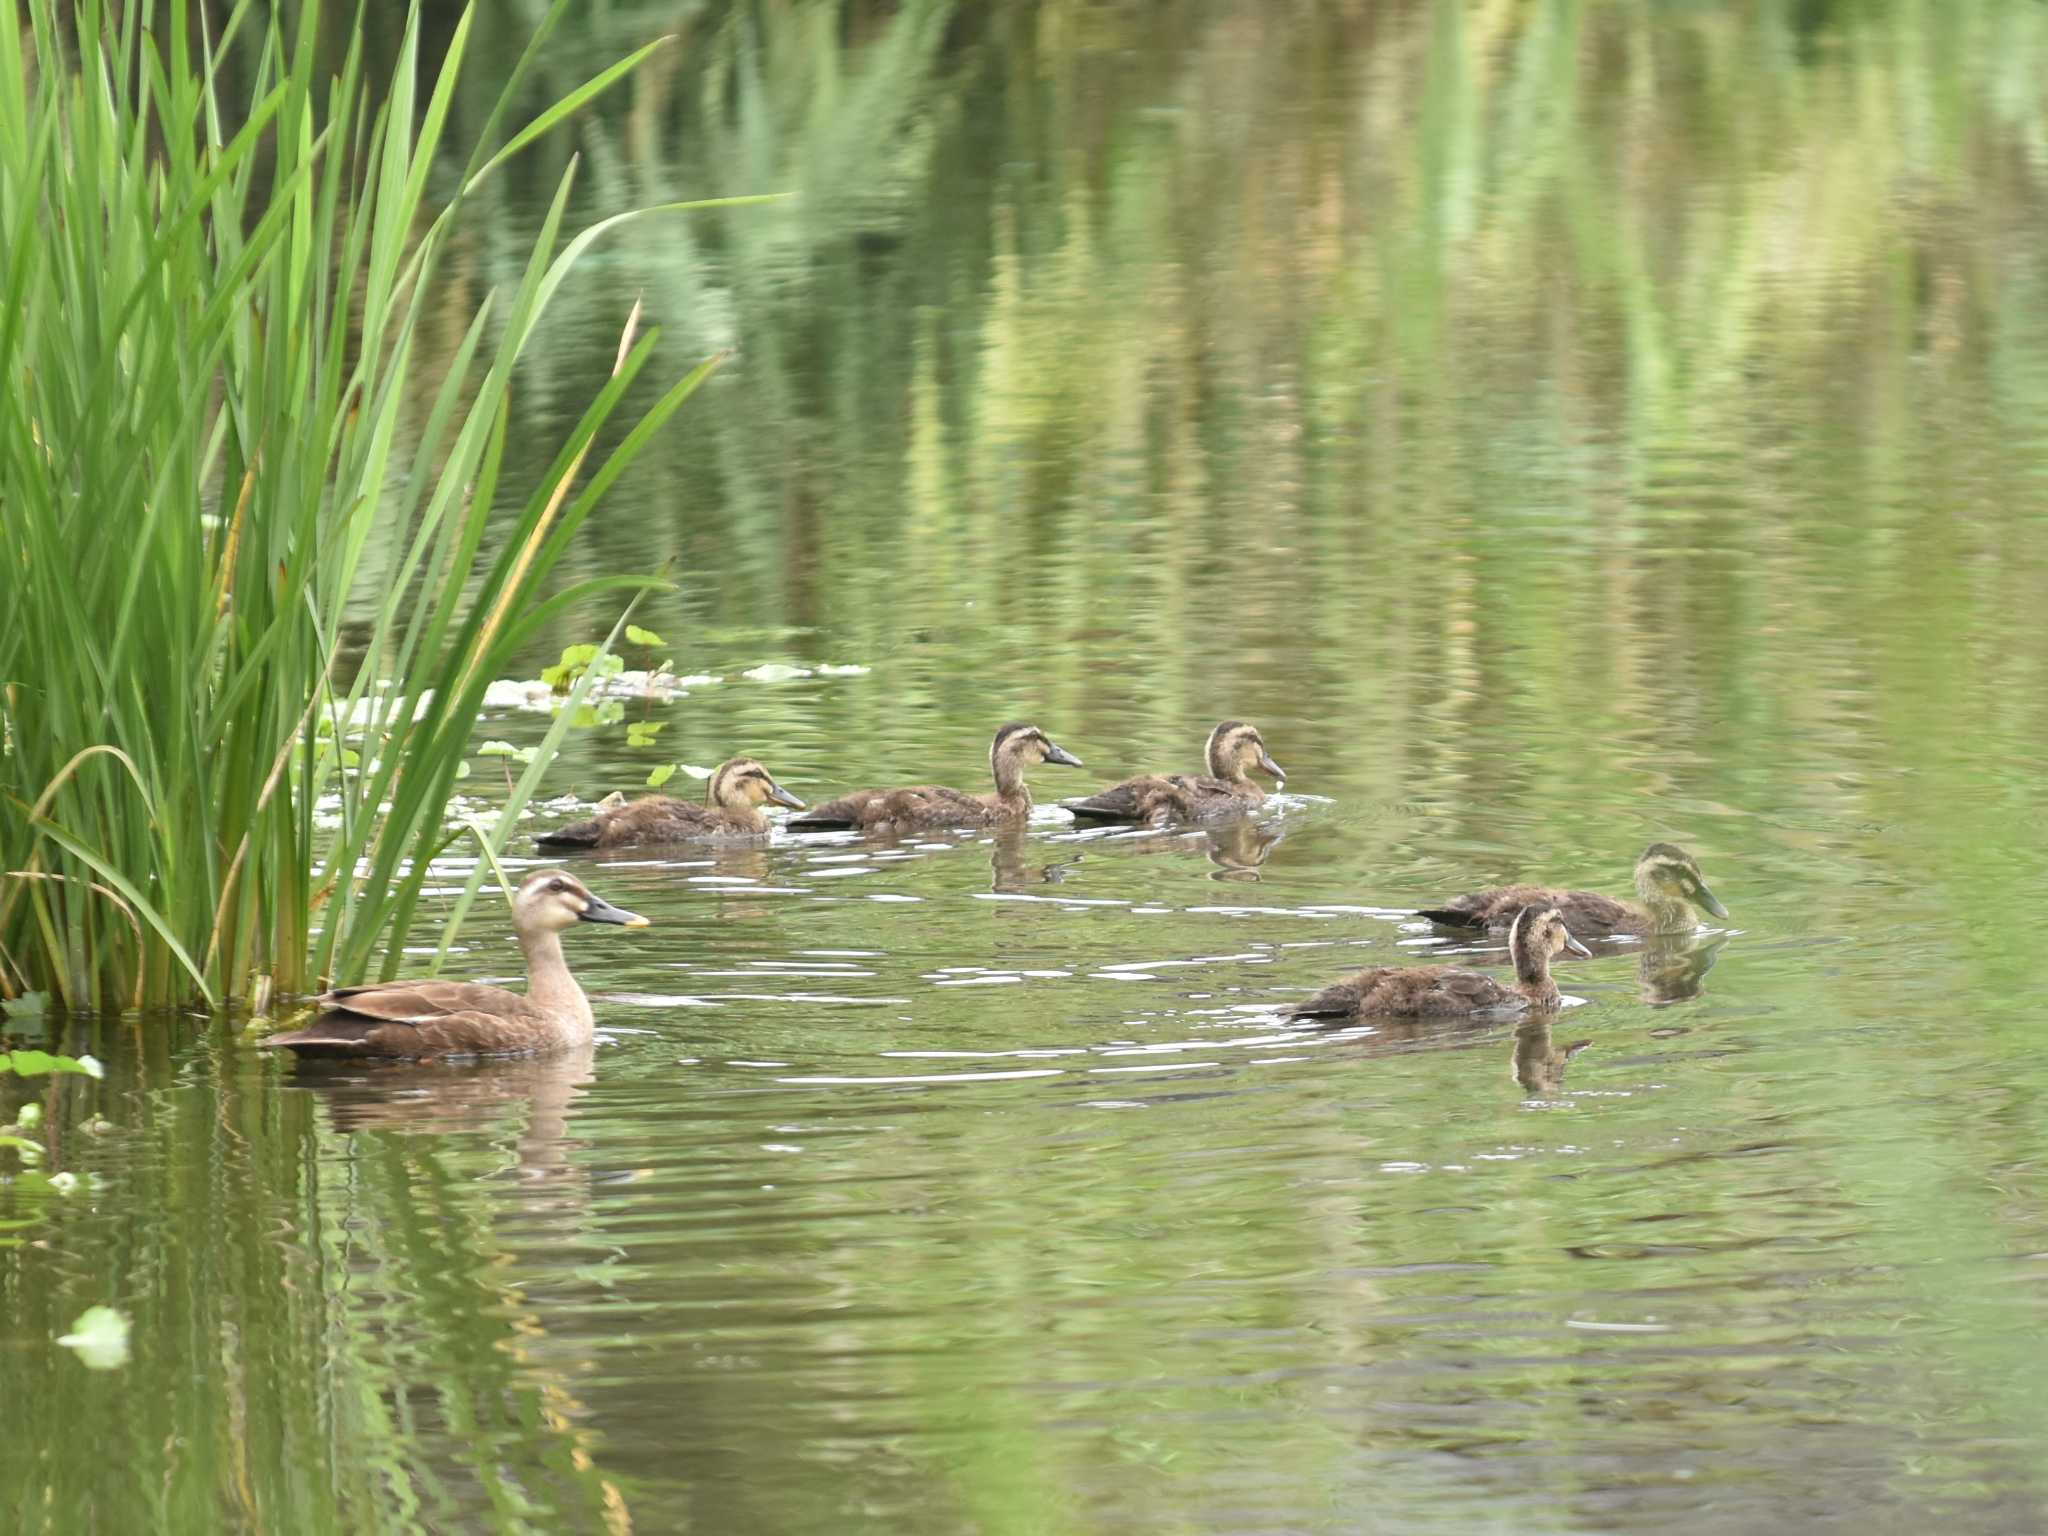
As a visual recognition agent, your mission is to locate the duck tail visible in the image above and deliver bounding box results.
[535,818,601,849]
[1416,907,1484,928]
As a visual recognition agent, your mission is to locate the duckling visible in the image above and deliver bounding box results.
[1063,720,1285,825]
[536,757,803,850]
[262,871,647,1060]
[1289,905,1589,1021]
[787,723,1083,835]
[1418,842,1727,941]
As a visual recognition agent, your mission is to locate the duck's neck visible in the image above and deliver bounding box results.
[1210,753,1256,790]
[1511,941,1561,1008]
[521,929,594,1041]
[989,753,1032,811]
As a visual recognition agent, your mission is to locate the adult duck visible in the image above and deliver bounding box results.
[262,871,647,1060]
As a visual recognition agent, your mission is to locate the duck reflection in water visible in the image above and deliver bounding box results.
[1062,817,1287,882]
[1512,1019,1592,1097]
[987,828,1085,893]
[283,1045,598,1194]
[1637,931,1727,1005]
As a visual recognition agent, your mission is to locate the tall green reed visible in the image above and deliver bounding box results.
[0,0,763,1012]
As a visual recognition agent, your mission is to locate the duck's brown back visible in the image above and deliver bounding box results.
[1290,963,1523,1020]
[265,981,568,1059]
[789,784,1010,836]
[1419,884,1644,939]
[1066,772,1261,825]
[539,795,765,850]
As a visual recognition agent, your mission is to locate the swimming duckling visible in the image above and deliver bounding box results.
[262,871,647,1060]
[787,723,1084,835]
[1418,842,1727,941]
[1289,905,1589,1021]
[1063,720,1285,825]
[536,757,803,850]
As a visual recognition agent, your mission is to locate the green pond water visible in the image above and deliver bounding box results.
[10,1,2048,1530]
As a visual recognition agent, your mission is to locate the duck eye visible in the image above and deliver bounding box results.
[548,879,566,893]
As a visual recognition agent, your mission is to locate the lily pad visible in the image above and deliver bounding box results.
[57,1306,131,1370]
[742,663,812,682]
[2,991,49,1019]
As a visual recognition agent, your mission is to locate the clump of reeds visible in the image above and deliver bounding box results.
[0,0,755,1011]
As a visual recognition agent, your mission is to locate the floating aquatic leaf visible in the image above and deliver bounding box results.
[2,1050,101,1078]
[742,663,811,682]
[541,644,628,693]
[679,763,716,781]
[625,625,665,648]
[626,720,666,748]
[478,741,539,765]
[0,1134,42,1163]
[57,1306,130,1370]
[2,991,49,1019]
[646,763,677,789]
[816,664,871,676]
[15,1104,40,1129]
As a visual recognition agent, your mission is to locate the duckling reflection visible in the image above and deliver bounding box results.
[988,827,1082,893]
[1512,1019,1592,1097]
[1637,931,1727,1005]
[1070,819,1286,879]
[1198,819,1285,876]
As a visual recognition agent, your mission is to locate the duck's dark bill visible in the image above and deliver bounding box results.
[1698,887,1730,920]
[1258,752,1286,782]
[580,895,650,928]
[768,783,807,810]
[1044,743,1085,767]
[1565,933,1593,957]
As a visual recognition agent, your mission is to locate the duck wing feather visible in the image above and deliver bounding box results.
[264,981,557,1059]
[1066,772,1252,824]
[1291,964,1520,1020]
[538,796,727,849]
[1417,884,1644,939]
[789,785,996,833]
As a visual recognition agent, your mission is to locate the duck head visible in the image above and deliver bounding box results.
[1508,904,1590,983]
[1633,843,1728,921]
[1206,720,1285,785]
[707,757,805,812]
[515,869,650,933]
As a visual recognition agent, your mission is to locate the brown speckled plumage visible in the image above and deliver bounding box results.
[537,757,802,850]
[262,871,647,1060]
[1417,843,1727,941]
[1064,721,1286,825]
[789,723,1083,835]
[1290,906,1588,1022]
